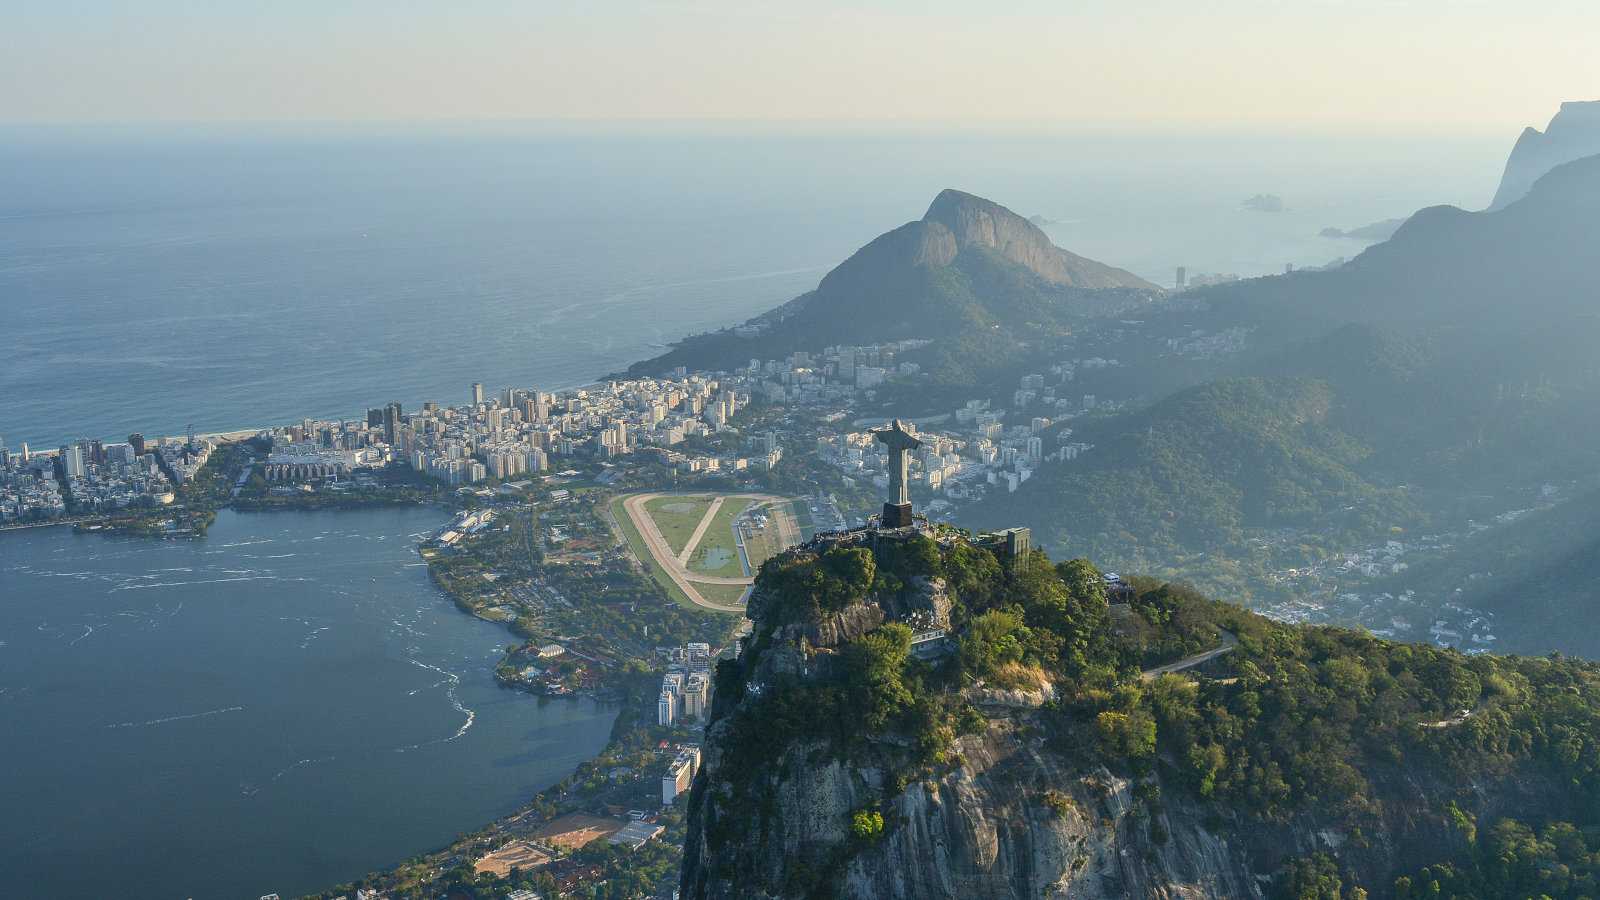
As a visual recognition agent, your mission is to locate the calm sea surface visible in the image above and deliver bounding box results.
[0,123,1506,449]
[0,506,614,899]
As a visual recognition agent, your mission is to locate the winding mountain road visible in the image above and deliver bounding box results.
[1141,628,1239,680]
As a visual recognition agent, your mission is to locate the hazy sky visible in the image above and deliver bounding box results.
[4,1,1595,130]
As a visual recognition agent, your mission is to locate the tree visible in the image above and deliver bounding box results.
[944,541,1003,618]
[1096,709,1156,760]
[843,623,914,731]
[850,809,885,841]
[1275,853,1347,900]
[760,545,877,620]
[958,610,1027,680]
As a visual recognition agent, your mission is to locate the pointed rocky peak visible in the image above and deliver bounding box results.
[1489,100,1600,209]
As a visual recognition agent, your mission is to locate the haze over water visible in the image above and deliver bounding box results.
[0,505,613,900]
[0,124,1505,450]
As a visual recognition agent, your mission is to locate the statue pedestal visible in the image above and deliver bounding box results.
[881,502,914,528]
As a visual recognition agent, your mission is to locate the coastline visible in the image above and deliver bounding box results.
[7,372,619,454]
[298,492,706,899]
[0,517,91,532]
[0,505,619,900]
[7,354,723,899]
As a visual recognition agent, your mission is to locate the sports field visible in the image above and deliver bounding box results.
[612,492,801,614]
[695,582,753,607]
[643,495,716,556]
[687,498,753,578]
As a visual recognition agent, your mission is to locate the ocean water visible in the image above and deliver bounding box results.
[0,506,614,900]
[0,123,1509,450]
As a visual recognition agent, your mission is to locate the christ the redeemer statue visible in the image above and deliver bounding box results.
[875,418,921,528]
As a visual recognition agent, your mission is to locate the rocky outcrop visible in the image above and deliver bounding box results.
[880,575,953,628]
[1489,100,1600,210]
[809,190,1155,303]
[682,699,1571,899]
[626,188,1160,377]
[838,722,1268,900]
[962,679,1056,709]
[921,189,1155,289]
[750,596,884,653]
[683,716,1273,900]
[681,556,1284,900]
[681,536,1600,900]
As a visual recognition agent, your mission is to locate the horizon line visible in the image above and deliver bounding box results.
[0,114,1524,138]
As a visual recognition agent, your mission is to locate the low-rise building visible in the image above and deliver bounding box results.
[606,820,665,850]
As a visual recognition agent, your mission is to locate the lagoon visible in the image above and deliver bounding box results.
[0,506,614,899]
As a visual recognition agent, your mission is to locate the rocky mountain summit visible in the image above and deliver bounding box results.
[628,190,1156,378]
[1489,99,1600,210]
[680,522,1600,899]
[917,189,1153,289]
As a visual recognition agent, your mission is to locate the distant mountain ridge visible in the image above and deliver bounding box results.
[1384,486,1600,657]
[1318,217,1404,241]
[968,149,1600,609]
[965,375,1418,569]
[1198,151,1600,334]
[629,190,1155,378]
[1489,100,1600,209]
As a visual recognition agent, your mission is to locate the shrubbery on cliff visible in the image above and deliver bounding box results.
[711,528,1600,900]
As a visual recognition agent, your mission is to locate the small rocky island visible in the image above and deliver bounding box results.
[1241,193,1286,213]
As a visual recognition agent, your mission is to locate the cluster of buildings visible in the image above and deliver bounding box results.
[262,442,377,481]
[404,378,757,483]
[0,437,66,522]
[156,435,213,485]
[815,382,1106,508]
[0,433,200,523]
[264,370,778,487]
[656,642,713,727]
[660,744,703,806]
[435,508,499,548]
[508,642,597,697]
[1166,326,1252,359]
[1015,356,1123,414]
[1177,269,1242,289]
[234,338,954,498]
[729,339,933,404]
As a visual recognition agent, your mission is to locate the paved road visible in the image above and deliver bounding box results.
[1422,706,1482,729]
[620,492,797,614]
[1141,628,1239,680]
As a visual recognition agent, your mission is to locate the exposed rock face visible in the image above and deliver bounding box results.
[810,190,1155,303]
[920,189,1153,289]
[683,533,1599,900]
[682,715,1273,900]
[680,558,1283,900]
[625,187,1162,377]
[962,679,1056,709]
[683,701,1564,899]
[749,594,884,654]
[1489,100,1600,210]
[880,575,952,628]
[836,722,1267,900]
